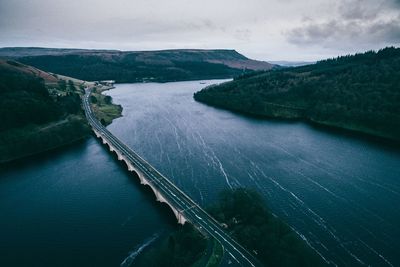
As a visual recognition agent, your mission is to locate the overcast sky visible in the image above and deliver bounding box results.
[0,0,399,61]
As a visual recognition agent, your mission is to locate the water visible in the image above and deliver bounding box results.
[0,139,175,267]
[1,80,399,267]
[105,80,400,267]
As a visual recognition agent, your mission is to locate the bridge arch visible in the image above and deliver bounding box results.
[94,132,186,225]
[143,183,186,225]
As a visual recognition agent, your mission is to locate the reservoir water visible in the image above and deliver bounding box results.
[1,80,399,266]
[0,139,176,266]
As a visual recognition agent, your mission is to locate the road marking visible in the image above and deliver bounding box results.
[228,252,240,264]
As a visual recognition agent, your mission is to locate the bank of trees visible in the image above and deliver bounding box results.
[194,47,400,140]
[18,52,247,83]
[0,65,60,131]
[0,61,84,132]
[135,223,207,267]
[0,115,90,163]
[136,188,325,267]
[0,60,90,162]
[209,188,326,267]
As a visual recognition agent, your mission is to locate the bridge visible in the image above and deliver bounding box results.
[83,89,263,267]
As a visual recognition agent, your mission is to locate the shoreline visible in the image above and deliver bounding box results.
[0,132,89,165]
[193,97,400,144]
[89,84,123,126]
[0,82,122,165]
[0,115,91,164]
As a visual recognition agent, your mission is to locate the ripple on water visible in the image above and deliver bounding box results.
[107,80,400,267]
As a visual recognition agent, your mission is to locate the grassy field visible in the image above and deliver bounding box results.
[89,85,122,125]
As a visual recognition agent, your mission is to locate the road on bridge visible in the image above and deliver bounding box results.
[83,89,264,267]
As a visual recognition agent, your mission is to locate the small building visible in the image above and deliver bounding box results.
[99,80,115,86]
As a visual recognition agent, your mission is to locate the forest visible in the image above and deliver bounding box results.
[134,223,208,267]
[194,47,400,141]
[18,55,243,83]
[0,60,84,131]
[6,49,273,83]
[0,60,90,162]
[0,64,59,131]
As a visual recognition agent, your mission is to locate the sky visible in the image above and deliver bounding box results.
[0,0,399,61]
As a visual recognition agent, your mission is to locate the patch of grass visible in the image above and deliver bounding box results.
[90,86,122,125]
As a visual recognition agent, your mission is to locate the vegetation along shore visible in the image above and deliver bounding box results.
[194,47,400,141]
[0,60,121,164]
[135,188,325,267]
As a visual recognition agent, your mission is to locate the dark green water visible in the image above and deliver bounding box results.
[1,80,399,267]
[0,139,176,267]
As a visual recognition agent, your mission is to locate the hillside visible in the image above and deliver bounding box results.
[0,60,92,163]
[194,47,400,141]
[0,47,273,83]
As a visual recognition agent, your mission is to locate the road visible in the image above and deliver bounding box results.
[83,89,264,267]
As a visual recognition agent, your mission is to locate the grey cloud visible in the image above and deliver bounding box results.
[1,0,400,61]
[287,17,400,47]
[338,0,382,20]
[287,21,356,45]
[234,29,252,41]
[369,17,400,42]
[286,0,400,50]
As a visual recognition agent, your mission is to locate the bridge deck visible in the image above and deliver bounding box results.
[83,89,263,267]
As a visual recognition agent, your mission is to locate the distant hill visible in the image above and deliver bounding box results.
[194,47,400,141]
[0,47,119,58]
[269,61,316,67]
[0,47,274,83]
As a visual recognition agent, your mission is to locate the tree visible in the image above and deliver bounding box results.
[58,79,67,91]
[90,95,97,104]
[104,95,112,104]
[68,80,76,91]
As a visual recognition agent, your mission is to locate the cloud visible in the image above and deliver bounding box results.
[234,29,252,41]
[1,0,400,61]
[286,0,400,50]
[287,17,400,46]
[338,0,382,20]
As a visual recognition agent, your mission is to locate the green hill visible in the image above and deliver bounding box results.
[194,47,400,141]
[0,60,90,163]
[0,48,274,83]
